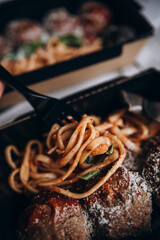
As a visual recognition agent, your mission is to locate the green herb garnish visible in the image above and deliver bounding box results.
[106,145,114,156]
[20,41,46,57]
[97,145,114,163]
[97,154,107,163]
[85,145,114,164]
[2,41,46,61]
[85,156,95,164]
[79,170,100,180]
[2,52,18,60]
[59,34,83,47]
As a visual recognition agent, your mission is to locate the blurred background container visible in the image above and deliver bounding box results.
[0,0,160,126]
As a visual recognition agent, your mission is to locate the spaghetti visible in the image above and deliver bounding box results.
[1,37,102,76]
[5,111,151,199]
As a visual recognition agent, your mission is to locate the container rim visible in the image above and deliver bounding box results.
[0,0,153,93]
[0,68,158,131]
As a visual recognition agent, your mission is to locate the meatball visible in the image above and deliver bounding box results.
[142,145,160,208]
[80,2,112,33]
[84,167,152,239]
[123,134,160,173]
[17,192,91,240]
[5,19,42,48]
[103,24,135,46]
[142,134,160,155]
[122,149,142,172]
[43,8,83,37]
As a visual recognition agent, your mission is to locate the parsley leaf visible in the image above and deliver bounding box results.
[79,170,100,180]
[85,156,95,164]
[20,41,46,57]
[84,145,114,164]
[59,35,83,47]
[2,52,18,60]
[106,145,114,156]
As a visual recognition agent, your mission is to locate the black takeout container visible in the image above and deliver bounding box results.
[0,68,160,239]
[0,0,153,92]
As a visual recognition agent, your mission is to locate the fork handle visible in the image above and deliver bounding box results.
[0,65,41,98]
[0,65,49,107]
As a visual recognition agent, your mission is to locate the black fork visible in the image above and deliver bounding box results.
[0,65,81,128]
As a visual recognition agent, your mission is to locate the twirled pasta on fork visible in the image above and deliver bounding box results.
[5,110,153,199]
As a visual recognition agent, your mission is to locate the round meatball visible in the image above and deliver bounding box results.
[103,24,135,46]
[43,8,83,37]
[17,192,91,240]
[142,134,160,155]
[5,19,42,48]
[80,2,112,33]
[123,134,160,173]
[142,145,160,208]
[84,167,152,239]
[122,149,142,172]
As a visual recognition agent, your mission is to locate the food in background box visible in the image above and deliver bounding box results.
[80,1,112,32]
[103,24,135,46]
[0,1,136,76]
[43,8,84,38]
[5,20,42,48]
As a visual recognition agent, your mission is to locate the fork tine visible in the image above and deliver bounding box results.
[57,118,63,126]
[60,113,72,124]
[66,105,81,121]
[71,111,81,121]
[121,90,143,113]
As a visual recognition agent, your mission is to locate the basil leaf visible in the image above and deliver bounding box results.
[79,170,100,180]
[2,52,18,60]
[59,35,83,47]
[97,145,114,163]
[85,156,95,164]
[85,145,114,164]
[2,41,46,60]
[20,41,46,57]
[106,145,113,156]
[97,154,107,163]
